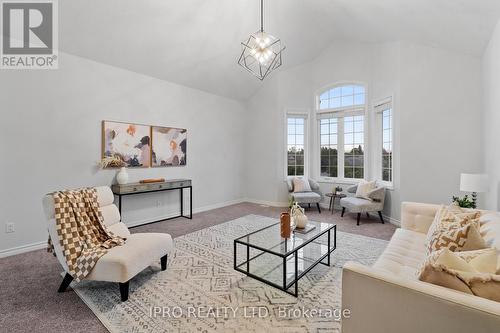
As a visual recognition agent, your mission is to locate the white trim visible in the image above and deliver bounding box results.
[383,214,401,227]
[0,240,46,258]
[244,198,289,207]
[372,95,395,187]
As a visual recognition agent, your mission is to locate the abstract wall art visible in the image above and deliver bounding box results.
[151,126,187,167]
[102,121,151,168]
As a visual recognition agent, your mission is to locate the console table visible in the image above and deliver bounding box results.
[111,179,192,226]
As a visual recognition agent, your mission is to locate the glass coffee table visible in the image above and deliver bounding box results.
[233,220,336,296]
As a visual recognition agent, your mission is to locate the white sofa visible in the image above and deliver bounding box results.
[42,186,174,301]
[342,202,500,333]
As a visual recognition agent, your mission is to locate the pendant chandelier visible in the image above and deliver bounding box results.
[238,0,285,80]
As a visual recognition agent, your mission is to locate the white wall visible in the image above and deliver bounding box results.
[245,40,483,221]
[0,52,246,254]
[483,18,500,211]
[399,43,483,211]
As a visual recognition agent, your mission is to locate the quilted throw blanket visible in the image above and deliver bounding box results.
[47,188,125,282]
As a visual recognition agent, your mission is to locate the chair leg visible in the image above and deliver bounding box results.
[378,211,385,224]
[119,281,129,302]
[308,203,311,208]
[366,212,370,218]
[161,254,168,271]
[316,203,321,213]
[58,273,74,293]
[341,207,345,217]
[356,213,361,226]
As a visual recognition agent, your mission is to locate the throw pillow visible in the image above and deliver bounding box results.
[418,248,500,302]
[355,180,376,200]
[427,219,486,253]
[293,177,312,193]
[425,204,482,252]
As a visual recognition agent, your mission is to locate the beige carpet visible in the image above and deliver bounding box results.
[72,215,388,332]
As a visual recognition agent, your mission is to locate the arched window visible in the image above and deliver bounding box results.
[317,84,366,180]
[319,85,365,110]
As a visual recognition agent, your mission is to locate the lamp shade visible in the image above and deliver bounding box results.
[460,173,489,193]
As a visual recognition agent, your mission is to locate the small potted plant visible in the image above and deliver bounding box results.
[451,195,475,209]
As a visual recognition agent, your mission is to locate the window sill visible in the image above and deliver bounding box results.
[316,178,363,185]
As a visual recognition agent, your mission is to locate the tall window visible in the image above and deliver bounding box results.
[382,108,392,182]
[320,118,338,177]
[317,84,366,180]
[375,98,393,184]
[344,115,364,178]
[287,116,305,176]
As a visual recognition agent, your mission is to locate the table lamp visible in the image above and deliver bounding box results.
[460,173,489,208]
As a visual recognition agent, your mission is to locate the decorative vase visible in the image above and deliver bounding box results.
[116,167,129,185]
[290,202,308,229]
[280,212,291,238]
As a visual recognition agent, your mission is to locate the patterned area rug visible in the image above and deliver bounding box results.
[72,215,388,332]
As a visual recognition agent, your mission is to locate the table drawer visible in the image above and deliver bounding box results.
[121,184,149,193]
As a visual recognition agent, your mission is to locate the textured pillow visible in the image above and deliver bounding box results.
[292,177,312,193]
[426,205,486,253]
[418,248,500,302]
[355,180,376,200]
[427,219,486,253]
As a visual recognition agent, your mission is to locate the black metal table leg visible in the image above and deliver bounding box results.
[180,187,184,217]
[327,229,331,266]
[246,244,250,272]
[189,186,193,219]
[294,252,298,296]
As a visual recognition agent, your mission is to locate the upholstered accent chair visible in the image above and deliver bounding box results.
[287,177,324,213]
[340,184,386,225]
[42,186,174,302]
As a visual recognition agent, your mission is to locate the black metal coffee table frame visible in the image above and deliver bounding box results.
[233,223,336,297]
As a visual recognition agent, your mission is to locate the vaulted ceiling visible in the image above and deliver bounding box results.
[60,0,500,101]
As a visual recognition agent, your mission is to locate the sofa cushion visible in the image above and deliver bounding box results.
[85,232,173,283]
[340,197,382,213]
[373,228,427,279]
[291,191,321,204]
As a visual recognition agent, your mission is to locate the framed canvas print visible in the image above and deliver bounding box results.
[151,126,187,167]
[102,121,151,168]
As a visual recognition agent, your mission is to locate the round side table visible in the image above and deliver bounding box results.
[325,192,347,214]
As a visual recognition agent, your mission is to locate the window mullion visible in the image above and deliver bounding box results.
[338,116,345,179]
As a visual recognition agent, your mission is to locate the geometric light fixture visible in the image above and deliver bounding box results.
[238,0,285,80]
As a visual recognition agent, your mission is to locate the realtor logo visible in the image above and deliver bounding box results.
[1,0,58,69]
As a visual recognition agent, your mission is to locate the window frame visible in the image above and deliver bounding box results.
[315,83,368,183]
[373,96,394,188]
[284,110,309,180]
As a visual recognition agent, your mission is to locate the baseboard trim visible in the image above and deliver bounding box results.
[0,241,46,259]
[123,198,246,228]
[244,198,289,207]
[383,215,401,227]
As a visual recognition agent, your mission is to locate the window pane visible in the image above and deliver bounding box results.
[329,166,338,177]
[321,135,329,145]
[331,88,341,98]
[380,108,393,182]
[320,166,329,177]
[354,94,365,105]
[341,85,354,95]
[329,135,337,145]
[329,122,337,133]
[320,91,329,100]
[354,133,363,144]
[354,85,364,94]
[344,121,354,133]
[354,168,364,179]
[287,117,305,176]
[341,95,353,107]
[321,124,328,134]
[344,168,354,178]
[330,98,341,108]
[354,121,363,132]
[354,156,364,167]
